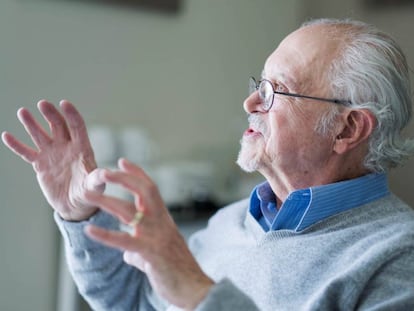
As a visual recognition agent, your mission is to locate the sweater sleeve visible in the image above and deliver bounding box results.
[355,248,414,310]
[195,278,259,311]
[54,211,166,311]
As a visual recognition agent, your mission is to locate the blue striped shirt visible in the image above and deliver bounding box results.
[249,173,389,232]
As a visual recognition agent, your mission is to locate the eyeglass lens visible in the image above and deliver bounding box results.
[249,77,274,111]
[259,80,274,110]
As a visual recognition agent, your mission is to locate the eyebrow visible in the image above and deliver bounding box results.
[261,69,297,90]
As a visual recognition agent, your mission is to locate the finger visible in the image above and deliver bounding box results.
[101,165,163,214]
[84,190,136,225]
[37,100,71,142]
[119,158,153,183]
[104,159,159,199]
[17,107,52,149]
[101,170,146,196]
[1,131,38,163]
[60,100,97,169]
[59,100,92,147]
[85,225,142,252]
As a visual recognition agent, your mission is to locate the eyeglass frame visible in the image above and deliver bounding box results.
[249,77,352,111]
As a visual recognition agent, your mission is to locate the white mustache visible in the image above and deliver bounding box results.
[248,114,267,136]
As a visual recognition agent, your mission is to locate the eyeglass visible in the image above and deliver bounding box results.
[248,77,352,111]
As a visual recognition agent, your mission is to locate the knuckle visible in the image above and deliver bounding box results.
[147,182,160,196]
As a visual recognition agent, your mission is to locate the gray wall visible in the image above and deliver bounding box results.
[0,1,301,310]
[1,1,414,310]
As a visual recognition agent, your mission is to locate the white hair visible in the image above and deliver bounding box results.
[304,18,414,172]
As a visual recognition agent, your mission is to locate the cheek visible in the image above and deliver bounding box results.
[264,110,318,158]
[264,115,296,156]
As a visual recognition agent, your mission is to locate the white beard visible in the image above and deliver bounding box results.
[236,137,263,173]
[237,114,267,173]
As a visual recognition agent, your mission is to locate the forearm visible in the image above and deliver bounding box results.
[55,211,164,311]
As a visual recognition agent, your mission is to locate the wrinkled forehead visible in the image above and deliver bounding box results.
[263,25,343,91]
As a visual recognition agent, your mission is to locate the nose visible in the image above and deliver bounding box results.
[243,91,264,114]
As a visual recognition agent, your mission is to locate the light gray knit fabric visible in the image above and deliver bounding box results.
[56,193,414,310]
[192,194,414,310]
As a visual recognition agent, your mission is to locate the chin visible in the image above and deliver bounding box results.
[236,140,262,173]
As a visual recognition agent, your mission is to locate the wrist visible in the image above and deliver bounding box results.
[58,207,99,222]
[184,277,215,311]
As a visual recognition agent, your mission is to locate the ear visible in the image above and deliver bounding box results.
[334,109,376,154]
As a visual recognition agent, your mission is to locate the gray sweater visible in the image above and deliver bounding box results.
[56,193,414,310]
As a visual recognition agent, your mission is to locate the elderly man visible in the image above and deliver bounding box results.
[2,18,414,310]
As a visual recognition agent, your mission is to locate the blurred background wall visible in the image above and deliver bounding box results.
[0,1,413,310]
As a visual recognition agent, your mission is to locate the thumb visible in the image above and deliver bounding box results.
[85,168,107,193]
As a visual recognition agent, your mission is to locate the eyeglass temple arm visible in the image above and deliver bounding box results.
[274,91,351,106]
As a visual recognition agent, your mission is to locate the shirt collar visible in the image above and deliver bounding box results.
[249,173,389,232]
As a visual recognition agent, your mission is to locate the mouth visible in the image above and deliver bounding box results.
[244,127,262,137]
[245,114,266,138]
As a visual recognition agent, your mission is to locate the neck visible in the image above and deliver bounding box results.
[259,157,369,205]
